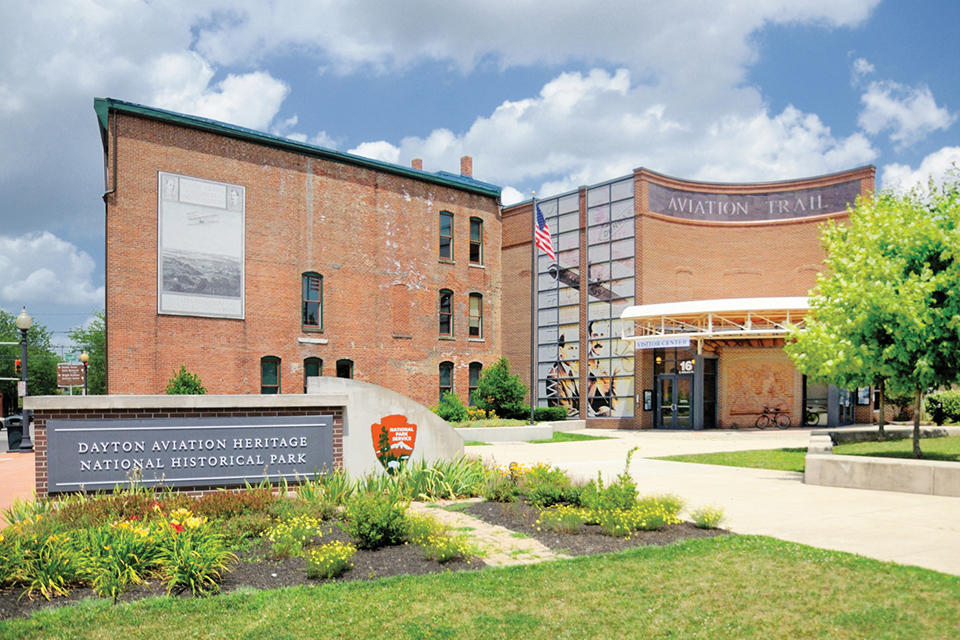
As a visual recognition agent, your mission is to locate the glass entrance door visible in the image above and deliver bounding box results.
[657,374,693,429]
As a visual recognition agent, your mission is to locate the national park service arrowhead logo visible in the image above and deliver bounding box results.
[371,414,418,474]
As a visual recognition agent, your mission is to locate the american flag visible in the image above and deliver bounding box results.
[534,204,556,262]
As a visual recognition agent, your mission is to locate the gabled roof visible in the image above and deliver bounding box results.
[94,97,502,199]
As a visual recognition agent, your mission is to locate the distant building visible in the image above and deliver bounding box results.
[96,98,501,409]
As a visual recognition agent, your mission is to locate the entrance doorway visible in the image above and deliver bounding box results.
[657,374,693,429]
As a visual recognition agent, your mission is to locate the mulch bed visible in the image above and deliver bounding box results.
[0,501,726,621]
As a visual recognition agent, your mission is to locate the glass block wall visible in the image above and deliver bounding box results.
[536,177,636,418]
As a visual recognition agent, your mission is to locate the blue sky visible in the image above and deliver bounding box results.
[1,0,959,349]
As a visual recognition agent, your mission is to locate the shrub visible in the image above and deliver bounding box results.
[399,456,490,500]
[264,515,324,559]
[405,514,447,545]
[474,358,529,420]
[431,392,470,423]
[885,390,915,421]
[925,390,960,424]
[343,491,409,550]
[419,533,475,563]
[521,463,572,508]
[194,489,276,519]
[536,505,587,534]
[484,471,521,503]
[157,528,236,595]
[306,541,355,579]
[580,447,639,514]
[406,514,475,562]
[690,506,727,530]
[165,365,207,395]
[74,521,162,602]
[218,512,274,548]
[533,407,570,422]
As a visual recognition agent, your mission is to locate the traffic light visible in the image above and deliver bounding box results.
[14,359,21,377]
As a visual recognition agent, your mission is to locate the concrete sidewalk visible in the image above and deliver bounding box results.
[471,428,960,577]
[0,451,35,519]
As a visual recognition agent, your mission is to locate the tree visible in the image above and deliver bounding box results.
[165,365,207,395]
[473,357,528,419]
[786,176,960,458]
[68,310,106,395]
[0,310,59,415]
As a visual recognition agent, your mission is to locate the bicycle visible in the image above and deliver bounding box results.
[755,404,791,429]
[803,408,821,426]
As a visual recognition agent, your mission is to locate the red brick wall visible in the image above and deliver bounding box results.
[105,112,501,409]
[32,406,343,498]
[501,203,534,399]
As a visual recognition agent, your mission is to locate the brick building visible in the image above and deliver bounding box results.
[96,98,502,409]
[502,166,876,430]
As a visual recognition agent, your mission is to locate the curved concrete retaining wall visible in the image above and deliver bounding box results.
[307,377,464,474]
[456,420,586,443]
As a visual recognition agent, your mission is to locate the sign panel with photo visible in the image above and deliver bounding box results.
[158,172,245,319]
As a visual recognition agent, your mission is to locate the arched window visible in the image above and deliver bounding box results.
[440,361,454,401]
[304,357,322,393]
[469,293,483,338]
[470,217,483,264]
[261,356,281,394]
[439,211,453,260]
[302,272,323,330]
[336,359,353,379]
[469,362,482,406]
[439,289,453,336]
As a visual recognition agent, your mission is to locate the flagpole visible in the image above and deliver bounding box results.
[530,193,537,426]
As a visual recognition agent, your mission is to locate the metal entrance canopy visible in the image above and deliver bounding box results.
[620,297,809,350]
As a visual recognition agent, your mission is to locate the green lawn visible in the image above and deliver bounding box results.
[529,431,613,444]
[2,536,957,639]
[656,448,809,472]
[656,435,960,472]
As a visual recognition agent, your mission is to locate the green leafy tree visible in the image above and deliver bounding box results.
[68,310,106,395]
[0,310,58,414]
[165,365,207,395]
[473,357,528,419]
[786,176,960,458]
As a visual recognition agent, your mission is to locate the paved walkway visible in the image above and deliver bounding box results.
[409,499,569,567]
[0,451,34,518]
[471,428,960,577]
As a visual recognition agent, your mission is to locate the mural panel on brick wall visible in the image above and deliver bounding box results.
[158,171,245,319]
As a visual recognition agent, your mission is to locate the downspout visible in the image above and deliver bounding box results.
[102,110,117,200]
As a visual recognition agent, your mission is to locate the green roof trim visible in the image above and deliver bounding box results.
[93,97,502,199]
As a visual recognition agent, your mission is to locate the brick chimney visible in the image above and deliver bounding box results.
[460,155,473,177]
[411,158,423,170]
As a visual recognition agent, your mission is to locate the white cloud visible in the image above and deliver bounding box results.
[388,70,877,197]
[150,53,289,130]
[500,187,524,206]
[880,147,960,192]
[349,140,401,164]
[858,79,955,148]
[0,232,103,306]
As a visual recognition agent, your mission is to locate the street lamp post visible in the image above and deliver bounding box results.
[80,352,90,395]
[15,307,33,451]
